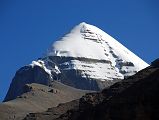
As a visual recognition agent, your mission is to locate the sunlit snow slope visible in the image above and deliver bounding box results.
[45,22,148,88]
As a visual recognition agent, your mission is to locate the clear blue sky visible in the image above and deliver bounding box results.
[0,0,159,101]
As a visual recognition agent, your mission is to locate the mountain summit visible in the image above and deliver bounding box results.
[45,22,148,87]
[4,22,149,101]
[47,22,148,79]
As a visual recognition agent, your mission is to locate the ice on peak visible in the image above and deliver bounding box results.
[70,22,99,34]
[80,23,88,33]
[79,22,87,25]
[69,22,88,34]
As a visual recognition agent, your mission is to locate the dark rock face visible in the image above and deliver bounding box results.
[151,58,159,67]
[4,65,52,102]
[75,67,159,120]
[24,66,159,120]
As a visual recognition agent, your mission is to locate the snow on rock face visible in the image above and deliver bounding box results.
[29,60,60,81]
[30,60,52,75]
[46,22,149,83]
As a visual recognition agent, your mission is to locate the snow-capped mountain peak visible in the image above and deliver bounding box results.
[4,23,149,102]
[46,22,148,83]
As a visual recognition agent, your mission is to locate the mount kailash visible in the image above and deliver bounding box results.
[4,22,148,102]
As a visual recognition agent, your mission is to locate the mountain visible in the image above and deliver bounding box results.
[4,22,148,102]
[46,22,148,88]
[24,59,159,120]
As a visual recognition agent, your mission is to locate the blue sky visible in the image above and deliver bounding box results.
[0,0,159,101]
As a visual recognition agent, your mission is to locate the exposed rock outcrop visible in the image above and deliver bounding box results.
[151,58,159,67]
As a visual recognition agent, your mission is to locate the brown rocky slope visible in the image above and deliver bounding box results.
[0,81,90,120]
